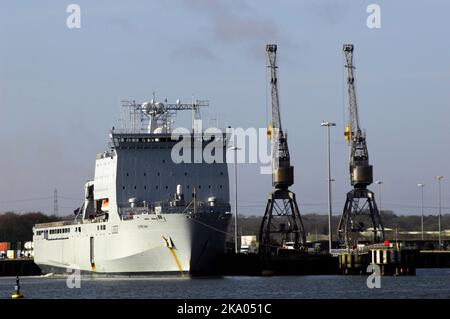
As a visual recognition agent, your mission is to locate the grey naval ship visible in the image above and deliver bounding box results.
[33,98,232,275]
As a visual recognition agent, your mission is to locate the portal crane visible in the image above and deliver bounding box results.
[337,44,384,246]
[259,44,306,257]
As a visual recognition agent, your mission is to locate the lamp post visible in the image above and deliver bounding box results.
[229,146,241,254]
[417,183,425,241]
[321,121,336,253]
[375,181,383,213]
[435,176,444,249]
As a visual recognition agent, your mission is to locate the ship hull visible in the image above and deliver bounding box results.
[33,212,230,275]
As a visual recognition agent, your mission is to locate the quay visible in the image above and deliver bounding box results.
[1,246,450,277]
[0,258,41,276]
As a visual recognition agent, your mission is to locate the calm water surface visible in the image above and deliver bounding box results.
[0,269,449,299]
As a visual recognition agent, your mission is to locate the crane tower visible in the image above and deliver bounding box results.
[337,44,384,247]
[259,44,306,257]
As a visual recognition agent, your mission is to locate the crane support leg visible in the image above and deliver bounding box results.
[259,189,306,257]
[337,188,384,247]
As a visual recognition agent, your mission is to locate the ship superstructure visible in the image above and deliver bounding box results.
[33,98,232,275]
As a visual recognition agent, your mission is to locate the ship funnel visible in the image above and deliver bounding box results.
[172,185,185,205]
[208,197,217,207]
[175,184,184,202]
[128,197,138,208]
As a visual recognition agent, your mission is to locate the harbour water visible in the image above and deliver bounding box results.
[0,269,449,299]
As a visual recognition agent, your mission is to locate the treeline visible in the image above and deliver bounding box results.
[0,212,66,243]
[1,211,449,244]
[228,211,450,239]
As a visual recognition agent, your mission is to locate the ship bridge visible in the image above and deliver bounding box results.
[90,98,232,221]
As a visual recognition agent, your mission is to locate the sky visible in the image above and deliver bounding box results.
[0,0,449,216]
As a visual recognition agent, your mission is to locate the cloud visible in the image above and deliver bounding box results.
[213,13,279,43]
[170,44,217,61]
[103,15,137,34]
[181,0,228,12]
[179,0,285,57]
[307,1,350,26]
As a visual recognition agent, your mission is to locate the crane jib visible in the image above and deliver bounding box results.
[265,43,293,189]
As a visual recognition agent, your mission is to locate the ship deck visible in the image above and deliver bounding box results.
[34,220,80,229]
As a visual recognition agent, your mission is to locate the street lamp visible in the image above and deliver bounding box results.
[417,183,425,241]
[321,121,336,253]
[229,146,241,254]
[375,181,383,213]
[435,176,444,249]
